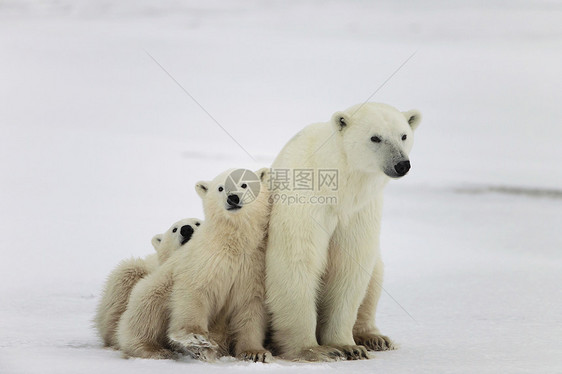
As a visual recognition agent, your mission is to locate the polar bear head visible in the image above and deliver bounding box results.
[332,102,421,178]
[151,217,203,264]
[195,168,270,227]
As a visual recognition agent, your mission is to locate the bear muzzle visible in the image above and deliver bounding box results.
[180,225,194,245]
[394,160,411,177]
[384,160,411,178]
[226,194,242,211]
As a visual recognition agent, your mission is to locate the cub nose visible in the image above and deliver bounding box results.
[394,160,411,176]
[180,225,194,239]
[227,194,240,206]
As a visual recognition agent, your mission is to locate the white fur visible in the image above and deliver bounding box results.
[94,217,201,348]
[117,169,273,363]
[265,102,421,361]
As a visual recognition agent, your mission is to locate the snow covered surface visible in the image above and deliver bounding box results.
[1,1,561,373]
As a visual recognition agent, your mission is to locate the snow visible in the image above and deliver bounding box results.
[1,1,561,373]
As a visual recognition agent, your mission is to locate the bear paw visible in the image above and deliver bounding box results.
[288,345,345,362]
[334,344,370,360]
[169,331,218,350]
[169,330,220,361]
[186,347,218,362]
[354,332,395,351]
[237,349,273,363]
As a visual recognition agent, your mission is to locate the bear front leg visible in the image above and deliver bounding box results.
[316,208,379,360]
[353,257,395,351]
[168,286,218,361]
[231,300,272,363]
[230,256,272,363]
[266,208,344,362]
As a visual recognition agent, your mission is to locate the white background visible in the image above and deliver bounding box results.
[1,1,561,373]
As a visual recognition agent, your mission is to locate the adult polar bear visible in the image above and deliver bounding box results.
[266,102,421,361]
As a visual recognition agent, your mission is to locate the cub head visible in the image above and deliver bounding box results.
[195,168,270,226]
[151,217,203,264]
[332,102,421,178]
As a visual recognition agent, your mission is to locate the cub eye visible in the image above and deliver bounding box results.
[371,136,381,143]
[195,222,200,226]
[218,186,224,192]
[172,227,177,233]
[241,183,247,189]
[402,134,407,141]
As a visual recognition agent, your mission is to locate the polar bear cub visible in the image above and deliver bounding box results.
[95,218,201,348]
[117,168,272,363]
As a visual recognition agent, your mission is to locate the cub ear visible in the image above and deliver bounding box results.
[195,181,209,198]
[151,234,163,251]
[255,167,269,183]
[331,111,350,131]
[403,109,421,131]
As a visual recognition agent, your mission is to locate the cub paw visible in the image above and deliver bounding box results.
[336,344,370,360]
[287,345,345,362]
[169,331,218,350]
[354,332,395,351]
[237,349,273,363]
[187,347,218,362]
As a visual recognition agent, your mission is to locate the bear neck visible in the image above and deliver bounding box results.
[204,211,268,254]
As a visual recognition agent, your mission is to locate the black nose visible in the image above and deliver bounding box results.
[227,194,240,206]
[394,160,411,176]
[180,225,194,243]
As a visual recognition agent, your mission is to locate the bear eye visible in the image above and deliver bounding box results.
[195,222,200,226]
[241,183,247,189]
[371,136,381,143]
[218,186,224,192]
[172,227,177,233]
[402,134,407,141]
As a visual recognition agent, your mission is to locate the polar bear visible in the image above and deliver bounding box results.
[95,218,201,348]
[265,102,421,361]
[152,218,202,265]
[118,168,272,363]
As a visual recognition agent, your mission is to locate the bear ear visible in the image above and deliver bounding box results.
[403,109,421,131]
[255,167,269,183]
[151,234,163,251]
[195,181,209,198]
[331,111,350,131]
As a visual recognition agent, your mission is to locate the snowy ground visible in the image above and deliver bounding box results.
[1,1,561,373]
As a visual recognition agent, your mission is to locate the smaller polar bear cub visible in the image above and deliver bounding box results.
[95,218,202,348]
